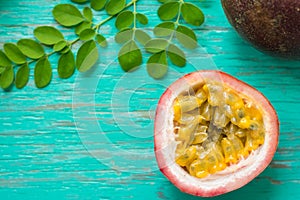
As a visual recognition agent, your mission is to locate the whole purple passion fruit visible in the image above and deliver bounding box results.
[221,0,300,59]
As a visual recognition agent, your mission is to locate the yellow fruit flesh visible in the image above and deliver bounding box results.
[173,82,265,178]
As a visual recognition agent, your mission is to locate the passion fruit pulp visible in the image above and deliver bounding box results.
[154,70,279,197]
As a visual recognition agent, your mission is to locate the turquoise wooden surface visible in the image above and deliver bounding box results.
[0,0,300,199]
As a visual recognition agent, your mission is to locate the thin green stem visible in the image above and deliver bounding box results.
[133,2,137,29]
[24,50,56,67]
[94,0,137,31]
[132,0,137,40]
[93,15,114,31]
[168,0,183,44]
[175,1,183,25]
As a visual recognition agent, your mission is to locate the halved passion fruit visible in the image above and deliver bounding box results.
[154,70,279,197]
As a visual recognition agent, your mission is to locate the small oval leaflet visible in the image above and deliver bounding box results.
[0,66,5,74]
[118,40,142,72]
[145,38,169,53]
[15,63,29,89]
[105,0,126,16]
[136,13,148,25]
[4,43,27,65]
[53,40,68,52]
[147,51,168,79]
[176,25,198,49]
[79,28,96,41]
[96,34,107,47]
[17,39,45,59]
[75,21,92,35]
[181,2,205,26]
[61,46,71,54]
[167,44,186,67]
[135,29,151,46]
[91,0,107,11]
[83,7,93,21]
[157,1,179,21]
[0,66,14,89]
[115,11,134,31]
[154,22,175,37]
[76,40,99,72]
[52,4,84,27]
[58,50,75,79]
[34,57,52,88]
[115,29,134,44]
[34,26,64,45]
[0,50,12,67]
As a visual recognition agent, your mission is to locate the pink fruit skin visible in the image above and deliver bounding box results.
[154,70,279,197]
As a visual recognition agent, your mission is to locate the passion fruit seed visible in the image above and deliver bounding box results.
[173,82,265,178]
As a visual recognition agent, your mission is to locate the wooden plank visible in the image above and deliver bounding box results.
[0,0,300,199]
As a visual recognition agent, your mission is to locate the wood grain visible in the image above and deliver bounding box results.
[0,0,300,199]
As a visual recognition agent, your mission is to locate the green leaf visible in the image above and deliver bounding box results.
[147,51,168,79]
[34,26,64,45]
[176,25,198,49]
[79,28,96,41]
[76,40,99,72]
[181,3,205,26]
[154,22,175,37]
[71,0,88,3]
[145,38,169,53]
[115,29,134,44]
[136,13,148,25]
[96,34,107,47]
[91,0,107,11]
[135,29,151,46]
[61,46,71,54]
[0,50,12,67]
[0,66,14,89]
[167,44,186,67]
[115,11,134,31]
[75,21,92,35]
[58,50,75,79]
[157,2,179,21]
[105,0,126,16]
[53,40,68,52]
[118,40,142,72]
[34,57,52,88]
[15,63,29,89]
[52,4,84,27]
[17,39,45,59]
[0,66,5,74]
[3,43,27,65]
[83,7,93,21]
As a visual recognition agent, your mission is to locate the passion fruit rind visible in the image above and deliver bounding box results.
[221,0,300,58]
[173,80,265,178]
[154,70,279,197]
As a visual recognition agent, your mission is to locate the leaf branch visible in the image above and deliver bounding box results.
[115,0,150,72]
[0,0,138,90]
[144,0,205,79]
[0,0,206,90]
